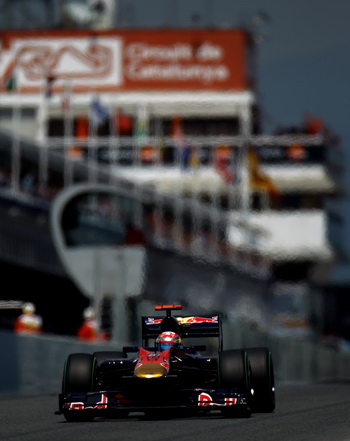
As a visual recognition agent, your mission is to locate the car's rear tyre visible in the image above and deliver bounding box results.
[93,351,126,367]
[244,347,275,412]
[62,353,96,422]
[219,349,250,390]
[218,349,252,418]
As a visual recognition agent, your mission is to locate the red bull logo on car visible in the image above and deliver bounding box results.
[145,316,219,325]
[179,316,218,324]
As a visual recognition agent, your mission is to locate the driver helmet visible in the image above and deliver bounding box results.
[156,331,183,351]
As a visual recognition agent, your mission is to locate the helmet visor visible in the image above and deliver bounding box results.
[158,342,175,351]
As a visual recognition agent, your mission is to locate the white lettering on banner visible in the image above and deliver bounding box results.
[126,43,192,61]
[125,41,228,85]
[126,42,223,62]
[127,64,229,84]
[196,42,223,61]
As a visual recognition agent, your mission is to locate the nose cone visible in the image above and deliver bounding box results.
[134,363,168,379]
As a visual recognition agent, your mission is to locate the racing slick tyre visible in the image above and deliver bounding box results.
[93,351,126,367]
[62,353,96,422]
[218,349,252,418]
[244,347,275,412]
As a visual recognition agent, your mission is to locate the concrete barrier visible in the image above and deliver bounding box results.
[0,330,128,395]
[223,318,350,383]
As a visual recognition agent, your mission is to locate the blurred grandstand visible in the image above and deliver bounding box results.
[0,0,346,342]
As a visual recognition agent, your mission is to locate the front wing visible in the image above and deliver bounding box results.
[57,387,250,418]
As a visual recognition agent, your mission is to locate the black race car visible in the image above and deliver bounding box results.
[56,304,275,421]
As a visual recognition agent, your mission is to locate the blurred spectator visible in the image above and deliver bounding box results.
[14,302,43,335]
[304,113,324,135]
[21,171,36,194]
[77,307,107,342]
[125,222,147,245]
[0,167,11,187]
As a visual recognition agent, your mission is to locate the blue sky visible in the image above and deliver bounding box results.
[121,0,350,174]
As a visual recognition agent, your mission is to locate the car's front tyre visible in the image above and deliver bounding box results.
[62,353,96,422]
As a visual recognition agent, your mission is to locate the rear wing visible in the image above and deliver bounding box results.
[141,313,223,350]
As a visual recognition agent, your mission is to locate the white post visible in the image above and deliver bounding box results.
[111,250,127,343]
[154,117,163,168]
[92,248,103,332]
[240,103,252,220]
[109,104,118,184]
[63,79,74,187]
[11,97,21,193]
[88,94,98,184]
[38,89,49,198]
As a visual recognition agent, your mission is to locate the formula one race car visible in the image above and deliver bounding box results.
[56,305,275,421]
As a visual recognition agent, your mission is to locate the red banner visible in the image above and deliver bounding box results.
[0,29,250,93]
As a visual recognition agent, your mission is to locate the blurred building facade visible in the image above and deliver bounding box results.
[0,0,348,341]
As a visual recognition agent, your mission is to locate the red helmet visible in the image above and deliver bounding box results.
[156,331,183,351]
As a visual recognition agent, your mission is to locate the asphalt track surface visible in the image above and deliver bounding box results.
[1,383,350,441]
